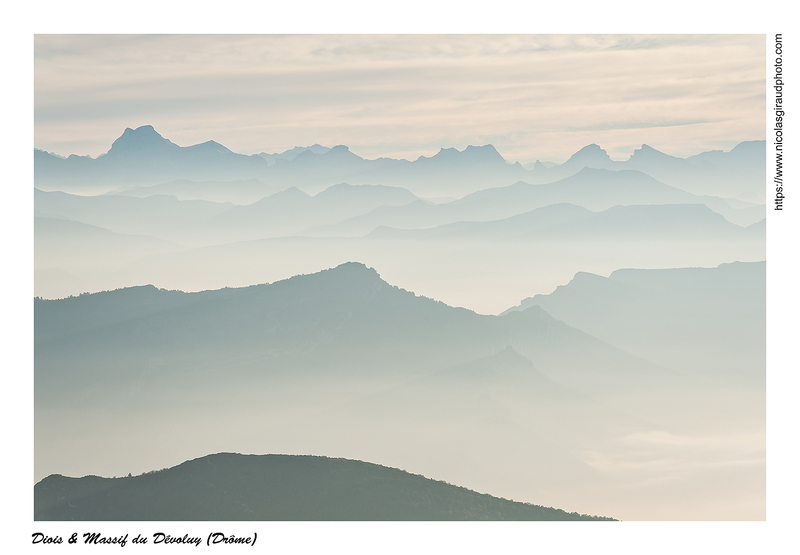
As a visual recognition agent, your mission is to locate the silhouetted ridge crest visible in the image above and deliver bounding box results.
[33,262,438,352]
[34,453,614,521]
[564,143,611,166]
[106,125,178,157]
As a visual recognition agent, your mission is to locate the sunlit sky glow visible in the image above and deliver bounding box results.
[34,34,765,164]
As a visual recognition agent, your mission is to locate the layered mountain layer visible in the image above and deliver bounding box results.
[35,125,765,201]
[35,453,613,521]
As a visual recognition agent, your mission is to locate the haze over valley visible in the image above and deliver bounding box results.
[34,125,765,521]
[34,126,765,314]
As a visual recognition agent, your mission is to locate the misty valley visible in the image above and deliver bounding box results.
[33,126,766,521]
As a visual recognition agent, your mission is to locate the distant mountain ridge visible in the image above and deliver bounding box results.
[210,182,420,237]
[257,144,331,165]
[108,178,283,205]
[524,140,765,202]
[34,125,765,201]
[35,126,268,191]
[367,202,760,241]
[33,262,763,519]
[35,182,422,245]
[502,261,766,385]
[35,262,688,408]
[315,168,764,236]
[33,126,529,196]
[34,453,614,521]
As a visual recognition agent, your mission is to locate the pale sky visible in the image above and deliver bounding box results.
[34,34,765,164]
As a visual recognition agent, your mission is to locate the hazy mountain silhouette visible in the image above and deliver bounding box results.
[34,453,613,521]
[525,141,766,203]
[686,140,765,173]
[636,141,767,202]
[36,181,424,247]
[34,216,185,300]
[246,143,530,197]
[33,127,528,197]
[368,203,759,242]
[558,144,614,172]
[35,169,762,255]
[35,262,691,408]
[34,188,233,246]
[454,167,764,227]
[34,126,270,192]
[31,125,766,520]
[503,261,765,385]
[34,126,765,201]
[109,178,283,205]
[366,203,593,240]
[209,183,420,238]
[257,144,331,165]
[315,168,764,237]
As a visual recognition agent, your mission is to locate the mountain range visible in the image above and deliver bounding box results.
[309,167,764,236]
[32,124,767,521]
[110,178,283,205]
[34,261,765,520]
[368,203,762,242]
[35,262,685,401]
[34,125,766,201]
[34,166,765,252]
[525,142,766,202]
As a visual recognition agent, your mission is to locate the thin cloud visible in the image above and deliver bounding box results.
[568,119,711,132]
[34,34,766,162]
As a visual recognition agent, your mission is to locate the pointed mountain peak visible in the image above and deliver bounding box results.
[628,144,673,161]
[322,145,364,161]
[565,144,611,166]
[106,125,178,156]
[294,148,320,160]
[305,143,331,154]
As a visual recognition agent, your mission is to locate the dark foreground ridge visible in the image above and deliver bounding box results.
[34,453,614,521]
